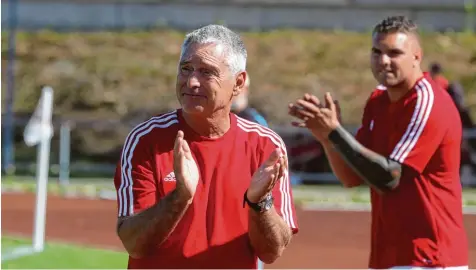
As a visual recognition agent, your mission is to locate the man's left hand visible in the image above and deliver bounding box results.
[247,148,286,203]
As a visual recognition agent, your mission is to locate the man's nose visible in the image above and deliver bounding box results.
[379,54,391,66]
[187,72,200,89]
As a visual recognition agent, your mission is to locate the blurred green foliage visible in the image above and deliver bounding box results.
[1,29,475,162]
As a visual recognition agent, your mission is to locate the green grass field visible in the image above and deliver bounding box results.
[2,175,476,268]
[1,236,128,269]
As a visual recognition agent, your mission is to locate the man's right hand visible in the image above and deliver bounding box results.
[173,130,199,204]
[288,93,341,142]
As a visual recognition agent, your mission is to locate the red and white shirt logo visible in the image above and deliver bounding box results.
[163,172,176,182]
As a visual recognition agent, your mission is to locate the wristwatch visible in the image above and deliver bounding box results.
[243,190,274,213]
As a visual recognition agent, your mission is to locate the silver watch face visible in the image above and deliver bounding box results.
[264,200,273,210]
[258,194,273,211]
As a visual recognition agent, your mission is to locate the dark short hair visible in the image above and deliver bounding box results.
[372,15,418,35]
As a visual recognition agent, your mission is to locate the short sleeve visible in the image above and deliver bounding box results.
[355,94,373,148]
[114,131,157,217]
[261,134,299,234]
[389,86,445,173]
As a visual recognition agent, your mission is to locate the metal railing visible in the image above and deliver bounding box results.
[51,122,476,186]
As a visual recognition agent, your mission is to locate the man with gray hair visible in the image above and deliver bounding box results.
[114,24,298,269]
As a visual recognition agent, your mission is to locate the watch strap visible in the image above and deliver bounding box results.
[243,189,274,213]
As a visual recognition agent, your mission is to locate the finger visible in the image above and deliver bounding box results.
[319,108,333,117]
[288,104,297,117]
[272,159,285,189]
[280,155,287,172]
[280,155,287,176]
[265,162,279,189]
[309,95,321,107]
[181,139,193,159]
[271,162,281,188]
[324,92,336,112]
[264,148,281,167]
[269,173,276,188]
[289,104,314,120]
[282,154,289,171]
[289,102,313,114]
[274,158,284,184]
[174,130,184,157]
[291,121,307,128]
[334,100,342,121]
[296,99,320,114]
[173,131,184,174]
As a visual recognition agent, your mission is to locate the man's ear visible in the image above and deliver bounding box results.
[414,50,422,63]
[233,71,247,97]
[410,35,423,65]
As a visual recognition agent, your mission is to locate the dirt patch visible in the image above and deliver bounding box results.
[2,193,475,268]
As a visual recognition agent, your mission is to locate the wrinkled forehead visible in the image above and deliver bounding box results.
[180,42,227,63]
[372,32,412,50]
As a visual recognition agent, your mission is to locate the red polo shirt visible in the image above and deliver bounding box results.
[114,109,298,269]
[355,73,468,269]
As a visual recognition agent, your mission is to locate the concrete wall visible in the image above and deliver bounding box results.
[1,0,474,32]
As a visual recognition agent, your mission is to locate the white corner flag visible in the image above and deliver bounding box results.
[23,86,54,147]
[25,86,54,255]
[2,86,55,263]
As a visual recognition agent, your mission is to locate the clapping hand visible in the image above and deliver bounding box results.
[247,148,286,203]
[173,130,199,203]
[288,92,341,142]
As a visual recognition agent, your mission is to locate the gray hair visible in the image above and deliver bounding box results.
[180,24,247,75]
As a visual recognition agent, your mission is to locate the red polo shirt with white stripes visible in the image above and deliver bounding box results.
[114,109,298,269]
[355,72,468,269]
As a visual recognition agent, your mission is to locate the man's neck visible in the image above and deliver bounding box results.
[387,71,424,103]
[182,109,231,138]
